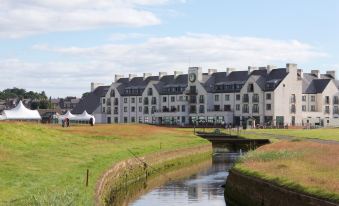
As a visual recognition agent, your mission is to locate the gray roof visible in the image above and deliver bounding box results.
[302,73,332,94]
[114,68,289,95]
[72,86,109,114]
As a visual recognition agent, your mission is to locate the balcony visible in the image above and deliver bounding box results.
[113,110,118,115]
[242,98,249,103]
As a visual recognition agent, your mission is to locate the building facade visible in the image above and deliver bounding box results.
[88,63,339,127]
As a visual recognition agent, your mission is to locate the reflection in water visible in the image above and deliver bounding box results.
[129,153,238,206]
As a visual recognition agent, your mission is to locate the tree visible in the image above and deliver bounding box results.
[82,92,91,98]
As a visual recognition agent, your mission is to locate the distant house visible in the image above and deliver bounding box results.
[51,96,80,110]
[72,85,109,123]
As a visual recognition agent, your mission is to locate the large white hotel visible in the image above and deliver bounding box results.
[73,63,339,127]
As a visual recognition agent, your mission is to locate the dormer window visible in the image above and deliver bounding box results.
[247,83,254,92]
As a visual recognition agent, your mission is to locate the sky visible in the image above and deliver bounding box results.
[0,0,338,97]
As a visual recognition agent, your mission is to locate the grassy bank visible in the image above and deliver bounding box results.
[234,140,339,203]
[0,122,208,205]
[240,128,339,141]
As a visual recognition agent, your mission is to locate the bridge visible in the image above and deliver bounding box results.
[196,132,270,153]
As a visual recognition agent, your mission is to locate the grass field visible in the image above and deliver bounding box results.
[0,122,208,205]
[240,128,339,141]
[235,140,339,202]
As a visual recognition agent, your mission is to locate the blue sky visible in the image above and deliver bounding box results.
[0,0,338,97]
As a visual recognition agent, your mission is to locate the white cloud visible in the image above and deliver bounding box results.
[0,0,168,38]
[1,34,327,97]
[34,33,327,70]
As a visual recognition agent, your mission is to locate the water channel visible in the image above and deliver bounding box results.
[127,152,240,206]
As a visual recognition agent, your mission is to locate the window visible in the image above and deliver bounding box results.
[214,95,219,101]
[252,94,259,103]
[171,96,175,102]
[114,117,118,123]
[236,104,240,111]
[243,94,249,103]
[110,90,115,97]
[252,104,259,113]
[181,105,186,112]
[163,96,167,102]
[224,105,231,111]
[214,105,220,111]
[190,86,196,94]
[151,97,157,105]
[131,117,135,122]
[236,94,240,101]
[291,104,296,113]
[242,104,249,113]
[148,88,153,96]
[124,98,128,103]
[114,98,119,105]
[179,96,183,101]
[199,95,204,103]
[124,117,128,123]
[131,106,135,112]
[103,98,106,104]
[247,83,254,92]
[131,98,135,103]
[170,106,176,112]
[302,95,306,102]
[225,94,230,101]
[291,94,296,103]
[334,96,339,104]
[325,106,330,114]
[102,107,106,113]
[124,107,127,112]
[190,105,196,113]
[143,97,149,105]
[139,97,142,103]
[266,93,271,100]
[311,96,315,102]
[266,104,271,111]
[151,106,156,114]
[302,105,306,112]
[325,96,330,104]
[311,105,316,112]
[144,106,149,114]
[114,107,118,114]
[199,105,204,113]
[334,106,339,114]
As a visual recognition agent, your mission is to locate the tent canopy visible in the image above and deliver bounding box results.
[2,101,41,120]
[0,115,5,120]
[73,111,95,121]
[58,110,76,120]
[58,110,95,124]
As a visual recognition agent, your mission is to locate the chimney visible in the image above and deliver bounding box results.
[91,82,104,92]
[226,68,235,76]
[286,63,297,73]
[311,70,320,78]
[143,73,151,80]
[129,74,137,80]
[159,72,167,79]
[208,69,217,75]
[297,69,304,79]
[248,66,257,75]
[326,70,336,79]
[267,65,276,74]
[174,70,183,78]
[115,74,124,82]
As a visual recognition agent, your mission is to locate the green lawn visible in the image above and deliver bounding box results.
[0,123,208,205]
[240,128,339,141]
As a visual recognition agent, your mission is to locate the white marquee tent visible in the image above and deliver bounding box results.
[1,101,41,120]
[57,110,95,124]
[0,115,5,120]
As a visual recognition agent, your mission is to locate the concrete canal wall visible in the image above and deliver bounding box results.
[225,169,339,206]
[95,144,212,206]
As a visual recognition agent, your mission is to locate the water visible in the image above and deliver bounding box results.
[128,153,239,206]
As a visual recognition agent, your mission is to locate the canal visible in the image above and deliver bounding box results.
[128,152,239,206]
